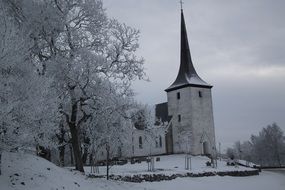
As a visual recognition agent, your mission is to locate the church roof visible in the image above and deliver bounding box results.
[155,102,172,125]
[165,9,212,92]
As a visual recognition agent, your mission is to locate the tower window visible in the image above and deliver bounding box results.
[199,91,202,98]
[178,114,181,122]
[177,92,180,99]
[159,136,162,147]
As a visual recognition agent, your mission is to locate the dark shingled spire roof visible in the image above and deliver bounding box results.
[165,9,212,92]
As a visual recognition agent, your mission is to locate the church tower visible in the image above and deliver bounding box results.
[165,8,216,155]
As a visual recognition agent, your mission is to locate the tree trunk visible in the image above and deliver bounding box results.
[89,153,93,166]
[82,151,88,165]
[69,145,74,165]
[59,145,65,167]
[0,151,2,175]
[275,149,281,167]
[69,124,84,172]
[106,144,110,180]
[82,137,89,165]
[68,88,84,172]
[58,123,65,167]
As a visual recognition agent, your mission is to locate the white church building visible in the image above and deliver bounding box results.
[97,8,216,161]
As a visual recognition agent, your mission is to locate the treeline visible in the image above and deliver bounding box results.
[226,123,285,167]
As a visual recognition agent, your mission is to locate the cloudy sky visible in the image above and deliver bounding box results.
[103,0,285,150]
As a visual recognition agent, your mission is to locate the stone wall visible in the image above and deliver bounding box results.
[105,170,260,183]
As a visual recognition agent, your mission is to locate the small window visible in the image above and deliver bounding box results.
[139,136,143,149]
[178,114,181,122]
[159,136,162,148]
[177,92,180,99]
[199,91,202,98]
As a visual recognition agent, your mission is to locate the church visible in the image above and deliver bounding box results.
[97,8,216,161]
[157,8,216,156]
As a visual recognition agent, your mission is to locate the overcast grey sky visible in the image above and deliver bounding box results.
[104,0,285,150]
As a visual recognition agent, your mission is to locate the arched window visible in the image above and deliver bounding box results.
[139,136,143,149]
[159,136,162,148]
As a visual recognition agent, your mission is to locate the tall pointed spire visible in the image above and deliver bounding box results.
[179,0,184,10]
[165,8,212,92]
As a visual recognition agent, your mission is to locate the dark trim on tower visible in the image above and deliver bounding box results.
[165,83,212,92]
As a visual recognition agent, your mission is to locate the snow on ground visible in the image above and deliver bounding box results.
[132,171,285,190]
[86,154,254,176]
[0,151,284,190]
[237,159,259,167]
[0,152,131,190]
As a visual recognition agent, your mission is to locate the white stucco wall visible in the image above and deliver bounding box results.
[167,86,216,155]
[131,127,166,157]
[95,126,166,161]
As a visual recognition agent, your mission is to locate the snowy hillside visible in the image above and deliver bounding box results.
[0,152,284,190]
[0,152,128,190]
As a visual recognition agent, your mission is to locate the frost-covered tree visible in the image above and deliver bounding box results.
[227,123,285,166]
[5,0,146,172]
[0,1,59,174]
[1,0,145,173]
[136,105,163,156]
[85,81,136,178]
[251,123,285,166]
[0,3,29,153]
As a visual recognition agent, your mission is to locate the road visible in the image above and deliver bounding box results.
[263,168,285,176]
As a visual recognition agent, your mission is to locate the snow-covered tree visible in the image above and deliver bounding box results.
[0,1,60,174]
[251,123,285,166]
[4,0,146,172]
[137,105,163,156]
[227,123,285,166]
[84,81,136,178]
[0,2,29,153]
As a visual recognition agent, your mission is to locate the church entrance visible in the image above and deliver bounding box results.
[202,141,210,155]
